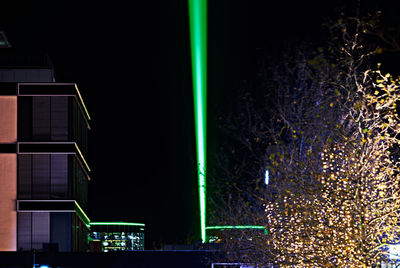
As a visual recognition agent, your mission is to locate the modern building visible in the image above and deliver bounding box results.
[0,82,91,252]
[88,222,145,252]
[0,33,91,252]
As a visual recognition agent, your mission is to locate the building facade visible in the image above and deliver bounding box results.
[0,44,91,252]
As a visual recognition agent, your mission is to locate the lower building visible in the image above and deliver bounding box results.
[88,222,145,252]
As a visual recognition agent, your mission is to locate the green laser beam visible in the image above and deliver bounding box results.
[188,0,207,243]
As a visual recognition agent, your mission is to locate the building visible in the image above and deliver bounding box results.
[0,82,91,252]
[0,33,91,252]
[89,222,145,252]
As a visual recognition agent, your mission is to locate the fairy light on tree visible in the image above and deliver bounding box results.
[264,169,269,186]
[265,20,400,266]
[211,14,400,266]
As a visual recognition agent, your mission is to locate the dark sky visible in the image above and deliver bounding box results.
[2,0,397,248]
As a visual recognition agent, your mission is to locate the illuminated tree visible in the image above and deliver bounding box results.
[211,15,400,267]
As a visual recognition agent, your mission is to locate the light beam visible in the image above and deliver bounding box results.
[188,0,207,242]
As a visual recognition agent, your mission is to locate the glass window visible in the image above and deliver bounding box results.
[18,154,69,200]
[17,212,50,251]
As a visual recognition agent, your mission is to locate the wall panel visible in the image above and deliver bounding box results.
[0,154,17,251]
[0,96,17,143]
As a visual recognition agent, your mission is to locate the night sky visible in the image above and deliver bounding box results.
[1,0,398,248]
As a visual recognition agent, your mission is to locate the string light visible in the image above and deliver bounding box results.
[264,71,400,266]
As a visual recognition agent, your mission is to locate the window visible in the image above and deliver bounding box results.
[18,154,68,199]
[18,212,50,251]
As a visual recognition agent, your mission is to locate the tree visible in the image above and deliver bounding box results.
[210,15,400,267]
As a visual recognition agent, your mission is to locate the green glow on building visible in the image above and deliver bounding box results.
[90,222,145,227]
[74,201,91,228]
[206,225,265,230]
[188,0,207,242]
[206,225,268,235]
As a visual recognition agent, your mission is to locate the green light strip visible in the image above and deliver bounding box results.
[206,225,268,235]
[90,222,145,227]
[188,0,207,243]
[206,225,266,230]
[74,201,91,228]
